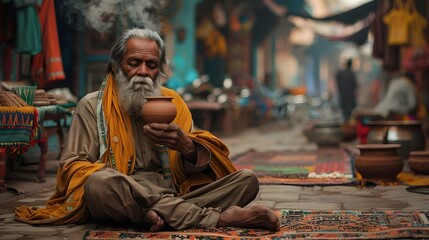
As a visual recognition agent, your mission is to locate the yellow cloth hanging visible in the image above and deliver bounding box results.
[406,0,427,47]
[383,0,413,46]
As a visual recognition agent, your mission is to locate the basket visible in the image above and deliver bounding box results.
[11,86,37,106]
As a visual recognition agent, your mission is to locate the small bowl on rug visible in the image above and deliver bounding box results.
[409,151,429,175]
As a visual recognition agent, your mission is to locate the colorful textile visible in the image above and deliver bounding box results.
[30,0,65,86]
[232,147,353,185]
[83,209,429,239]
[13,0,42,55]
[0,106,38,153]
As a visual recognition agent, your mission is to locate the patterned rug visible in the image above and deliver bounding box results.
[0,106,39,152]
[83,209,429,239]
[231,147,354,185]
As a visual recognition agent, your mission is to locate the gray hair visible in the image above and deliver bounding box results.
[107,27,167,75]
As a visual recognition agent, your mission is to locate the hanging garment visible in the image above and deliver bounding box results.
[30,0,65,87]
[383,0,413,46]
[13,0,42,54]
[407,0,427,48]
[372,0,401,70]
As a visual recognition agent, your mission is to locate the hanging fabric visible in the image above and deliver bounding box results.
[291,0,380,25]
[13,0,43,55]
[372,0,401,71]
[383,0,413,46]
[313,17,373,46]
[406,0,427,48]
[402,1,429,71]
[30,0,65,87]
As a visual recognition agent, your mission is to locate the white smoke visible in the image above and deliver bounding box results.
[61,0,168,33]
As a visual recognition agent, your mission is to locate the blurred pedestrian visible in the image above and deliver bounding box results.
[336,59,357,122]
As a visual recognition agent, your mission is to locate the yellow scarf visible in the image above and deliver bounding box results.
[98,73,136,174]
[15,74,236,224]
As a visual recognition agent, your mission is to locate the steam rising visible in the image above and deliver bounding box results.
[60,0,167,33]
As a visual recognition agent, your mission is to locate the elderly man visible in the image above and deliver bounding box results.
[15,27,279,232]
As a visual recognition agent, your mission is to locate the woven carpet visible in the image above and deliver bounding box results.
[83,209,429,239]
[231,147,354,185]
[0,106,38,151]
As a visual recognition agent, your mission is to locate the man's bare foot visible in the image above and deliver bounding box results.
[217,205,280,231]
[144,209,166,232]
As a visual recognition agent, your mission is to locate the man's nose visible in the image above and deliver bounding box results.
[136,64,149,76]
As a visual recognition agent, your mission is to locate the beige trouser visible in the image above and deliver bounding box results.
[83,168,259,230]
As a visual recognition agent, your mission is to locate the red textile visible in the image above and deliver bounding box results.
[31,0,65,87]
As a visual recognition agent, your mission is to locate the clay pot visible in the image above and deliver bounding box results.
[141,96,177,124]
[305,121,343,146]
[365,120,426,159]
[409,151,429,175]
[355,144,403,182]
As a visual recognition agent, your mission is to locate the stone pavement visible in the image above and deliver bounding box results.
[0,122,428,240]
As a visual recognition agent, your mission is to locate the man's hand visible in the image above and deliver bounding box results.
[143,123,197,161]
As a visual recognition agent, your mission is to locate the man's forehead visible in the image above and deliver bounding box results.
[125,38,160,57]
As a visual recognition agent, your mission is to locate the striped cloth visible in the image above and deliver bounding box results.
[0,106,38,153]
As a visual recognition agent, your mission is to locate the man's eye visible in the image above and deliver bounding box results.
[129,61,139,67]
[147,62,158,69]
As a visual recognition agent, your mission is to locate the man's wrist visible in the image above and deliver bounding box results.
[181,142,211,174]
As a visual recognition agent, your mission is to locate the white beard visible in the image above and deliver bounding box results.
[115,69,162,118]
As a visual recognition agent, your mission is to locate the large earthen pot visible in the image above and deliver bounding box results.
[355,144,403,182]
[141,96,177,124]
[365,120,426,159]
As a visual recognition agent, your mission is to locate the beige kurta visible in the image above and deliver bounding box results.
[61,91,259,230]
